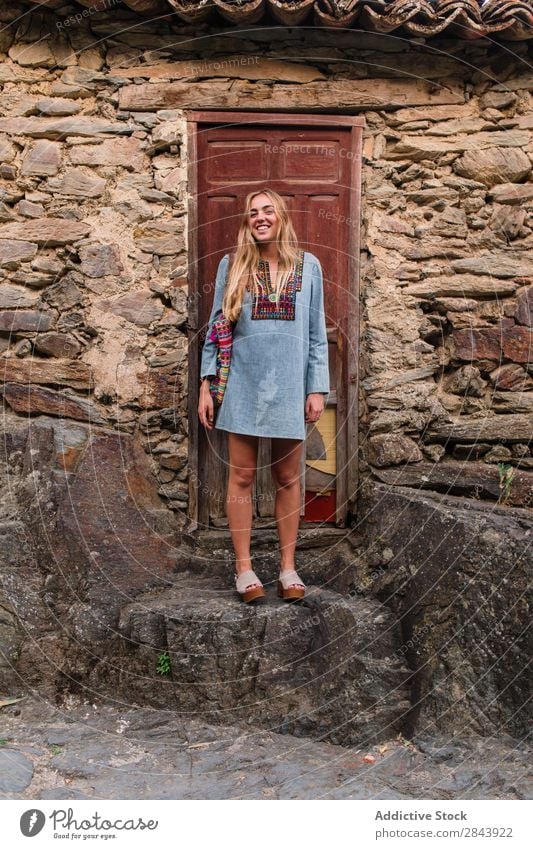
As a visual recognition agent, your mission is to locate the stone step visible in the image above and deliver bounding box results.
[111,574,412,747]
[178,528,364,595]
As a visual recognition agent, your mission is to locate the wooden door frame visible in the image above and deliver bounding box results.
[185,110,364,531]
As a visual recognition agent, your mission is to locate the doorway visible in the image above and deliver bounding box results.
[186,112,364,529]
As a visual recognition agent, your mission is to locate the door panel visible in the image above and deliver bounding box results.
[193,116,362,527]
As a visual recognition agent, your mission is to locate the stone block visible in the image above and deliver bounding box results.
[454,147,531,187]
[0,219,90,245]
[452,327,502,361]
[502,326,533,362]
[94,291,163,327]
[133,220,184,255]
[443,365,486,397]
[426,413,532,443]
[0,310,53,332]
[33,332,81,358]
[451,256,531,278]
[367,434,423,467]
[489,364,533,391]
[487,184,533,205]
[1,384,103,422]
[21,140,62,176]
[1,358,93,390]
[403,276,518,299]
[69,137,145,171]
[453,324,533,363]
[0,239,38,268]
[515,286,533,326]
[0,282,40,307]
[116,576,411,747]
[9,41,55,68]
[79,243,123,277]
[0,136,16,163]
[493,392,533,414]
[385,130,530,164]
[0,117,143,139]
[372,460,533,506]
[46,167,106,198]
[18,200,45,218]
[360,482,532,736]
[35,97,81,116]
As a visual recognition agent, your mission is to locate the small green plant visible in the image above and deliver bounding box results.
[156,651,172,676]
[49,744,62,756]
[497,463,514,505]
[0,738,8,746]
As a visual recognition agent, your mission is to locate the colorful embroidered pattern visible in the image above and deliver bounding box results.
[249,249,304,321]
[207,311,234,407]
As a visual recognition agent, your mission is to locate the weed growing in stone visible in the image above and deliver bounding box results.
[156,651,172,676]
[497,463,514,505]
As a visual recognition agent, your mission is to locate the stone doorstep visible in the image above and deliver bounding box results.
[176,529,361,590]
[110,574,411,749]
[188,525,352,549]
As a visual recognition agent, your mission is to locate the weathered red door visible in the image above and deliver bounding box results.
[187,112,363,529]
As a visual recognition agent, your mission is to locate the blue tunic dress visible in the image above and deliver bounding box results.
[200,250,330,440]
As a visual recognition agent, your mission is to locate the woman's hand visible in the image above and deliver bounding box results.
[305,393,325,424]
[198,380,215,430]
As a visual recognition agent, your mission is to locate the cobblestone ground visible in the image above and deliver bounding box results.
[0,696,531,800]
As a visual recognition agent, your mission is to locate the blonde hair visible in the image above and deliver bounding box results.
[221,188,300,322]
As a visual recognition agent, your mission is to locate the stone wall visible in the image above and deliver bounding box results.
[0,5,192,522]
[0,4,532,523]
[361,97,533,508]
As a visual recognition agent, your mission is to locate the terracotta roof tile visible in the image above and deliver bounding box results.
[166,0,533,38]
[16,0,533,40]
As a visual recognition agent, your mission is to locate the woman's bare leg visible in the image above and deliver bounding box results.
[227,432,260,587]
[271,438,304,584]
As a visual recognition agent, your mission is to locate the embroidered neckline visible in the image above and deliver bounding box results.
[247,250,304,291]
[257,257,276,301]
[249,249,305,320]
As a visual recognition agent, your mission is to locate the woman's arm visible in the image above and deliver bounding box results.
[199,254,230,380]
[198,254,230,430]
[306,258,330,397]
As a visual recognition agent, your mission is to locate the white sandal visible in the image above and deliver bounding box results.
[277,568,305,601]
[235,569,265,603]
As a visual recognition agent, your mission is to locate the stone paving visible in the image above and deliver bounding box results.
[0,696,531,800]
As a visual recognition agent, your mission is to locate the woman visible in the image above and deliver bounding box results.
[198,188,330,603]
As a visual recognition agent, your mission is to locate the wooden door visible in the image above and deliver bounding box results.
[187,112,363,529]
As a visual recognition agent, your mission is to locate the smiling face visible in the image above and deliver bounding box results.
[248,192,280,245]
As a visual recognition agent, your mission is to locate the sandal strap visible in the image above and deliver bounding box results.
[278,569,305,589]
[235,569,262,593]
